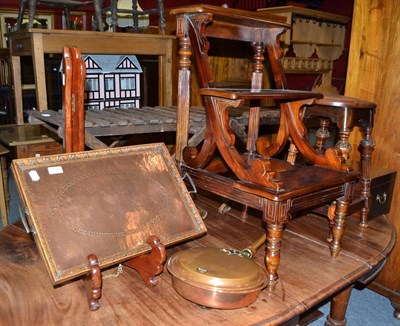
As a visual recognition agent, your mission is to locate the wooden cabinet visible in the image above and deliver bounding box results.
[345,0,400,319]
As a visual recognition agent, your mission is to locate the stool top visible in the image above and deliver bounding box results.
[314,95,376,109]
[199,88,323,101]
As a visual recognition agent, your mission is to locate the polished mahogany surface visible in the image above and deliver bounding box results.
[0,194,394,325]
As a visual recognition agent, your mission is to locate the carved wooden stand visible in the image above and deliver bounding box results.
[85,235,167,311]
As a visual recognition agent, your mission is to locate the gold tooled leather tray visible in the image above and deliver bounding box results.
[167,247,268,309]
[12,143,206,285]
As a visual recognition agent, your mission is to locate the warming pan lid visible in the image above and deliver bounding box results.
[167,247,267,293]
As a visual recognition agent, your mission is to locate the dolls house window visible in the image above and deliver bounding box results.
[120,76,135,90]
[105,77,115,91]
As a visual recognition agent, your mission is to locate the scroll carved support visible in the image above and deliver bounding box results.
[256,112,290,157]
[281,100,350,172]
[206,96,282,191]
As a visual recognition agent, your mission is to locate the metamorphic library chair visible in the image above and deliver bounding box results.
[171,5,377,287]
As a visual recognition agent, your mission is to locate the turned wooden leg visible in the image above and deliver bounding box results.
[335,124,352,161]
[325,286,353,326]
[28,0,37,28]
[265,223,284,289]
[329,198,349,257]
[358,126,375,228]
[315,118,330,154]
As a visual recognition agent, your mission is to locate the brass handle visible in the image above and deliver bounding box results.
[222,233,267,259]
[376,192,387,204]
[16,43,23,52]
[241,233,267,258]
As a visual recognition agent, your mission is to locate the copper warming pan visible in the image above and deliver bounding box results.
[167,237,268,309]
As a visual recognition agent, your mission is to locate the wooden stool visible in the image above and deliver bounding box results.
[304,95,377,227]
[0,144,9,227]
[102,0,166,34]
[15,0,104,31]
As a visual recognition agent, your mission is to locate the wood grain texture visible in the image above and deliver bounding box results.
[0,192,394,325]
[345,0,400,311]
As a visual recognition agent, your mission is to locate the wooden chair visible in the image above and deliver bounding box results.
[62,46,85,153]
[16,0,104,31]
[171,5,365,286]
[102,0,166,34]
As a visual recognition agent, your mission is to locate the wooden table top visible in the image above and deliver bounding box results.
[0,194,394,325]
[28,107,280,149]
[7,28,176,55]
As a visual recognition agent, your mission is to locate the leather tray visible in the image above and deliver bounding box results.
[11,143,206,285]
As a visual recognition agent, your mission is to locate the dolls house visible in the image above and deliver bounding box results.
[83,54,142,110]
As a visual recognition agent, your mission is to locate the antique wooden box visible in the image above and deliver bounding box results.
[11,143,206,285]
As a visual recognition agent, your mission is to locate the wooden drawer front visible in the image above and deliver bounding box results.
[369,168,397,219]
[14,141,62,159]
[10,38,32,56]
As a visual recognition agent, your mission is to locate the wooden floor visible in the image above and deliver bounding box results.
[0,193,394,325]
